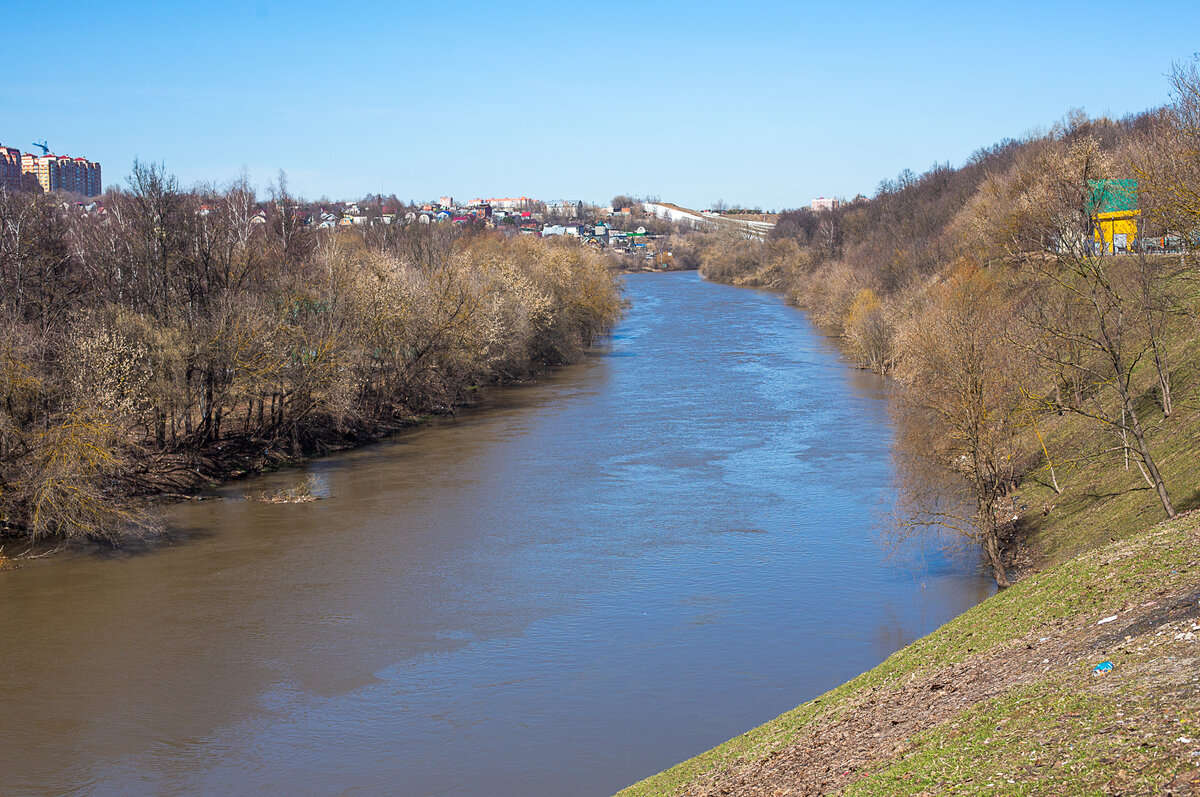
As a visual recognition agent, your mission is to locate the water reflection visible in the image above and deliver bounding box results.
[0,271,994,797]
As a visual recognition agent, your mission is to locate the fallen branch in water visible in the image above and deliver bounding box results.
[246,474,323,504]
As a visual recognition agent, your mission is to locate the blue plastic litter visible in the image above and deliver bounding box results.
[1092,660,1114,675]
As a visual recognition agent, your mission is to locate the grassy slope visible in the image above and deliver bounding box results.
[1014,322,1200,569]
[620,512,1200,796]
[619,277,1200,796]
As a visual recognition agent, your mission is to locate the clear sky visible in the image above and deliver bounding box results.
[3,0,1198,210]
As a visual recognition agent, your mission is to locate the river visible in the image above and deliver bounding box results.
[0,271,993,796]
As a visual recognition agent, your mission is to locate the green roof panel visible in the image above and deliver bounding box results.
[1088,179,1138,213]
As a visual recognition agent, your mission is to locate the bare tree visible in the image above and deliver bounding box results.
[893,269,1027,587]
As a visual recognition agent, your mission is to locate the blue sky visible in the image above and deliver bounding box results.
[3,0,1198,210]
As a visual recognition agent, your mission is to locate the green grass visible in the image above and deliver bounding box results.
[1016,320,1200,567]
[846,681,1189,796]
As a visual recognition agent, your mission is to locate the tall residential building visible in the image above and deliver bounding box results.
[811,196,839,212]
[1,144,24,191]
[20,152,102,196]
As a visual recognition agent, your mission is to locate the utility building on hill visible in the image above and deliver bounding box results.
[1089,179,1138,254]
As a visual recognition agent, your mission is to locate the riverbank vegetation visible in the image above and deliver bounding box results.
[682,62,1200,589]
[0,168,623,544]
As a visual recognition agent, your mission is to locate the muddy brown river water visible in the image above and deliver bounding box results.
[0,271,993,796]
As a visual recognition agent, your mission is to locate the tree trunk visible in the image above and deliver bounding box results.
[1155,355,1172,417]
[184,366,194,436]
[976,477,1011,589]
[201,371,215,442]
[1029,412,1061,493]
[1123,392,1176,518]
[984,527,1010,588]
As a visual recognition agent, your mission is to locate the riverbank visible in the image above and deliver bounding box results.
[619,510,1200,795]
[0,189,626,548]
[96,268,662,537]
[612,260,1200,793]
[0,365,588,561]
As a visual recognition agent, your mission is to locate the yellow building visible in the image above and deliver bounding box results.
[1094,210,1138,254]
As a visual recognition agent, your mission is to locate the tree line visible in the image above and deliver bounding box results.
[0,165,623,543]
[684,62,1200,586]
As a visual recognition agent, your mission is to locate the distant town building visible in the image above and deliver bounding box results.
[810,196,839,212]
[546,200,581,218]
[470,196,533,210]
[438,196,454,208]
[15,150,102,197]
[0,144,23,191]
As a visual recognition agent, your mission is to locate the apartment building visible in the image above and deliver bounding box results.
[18,152,103,196]
[0,144,23,191]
